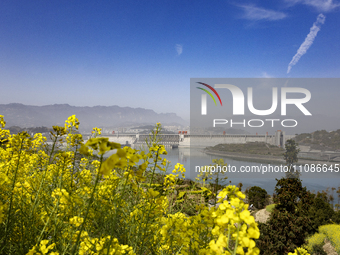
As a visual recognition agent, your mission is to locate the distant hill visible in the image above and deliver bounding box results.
[0,103,187,131]
[294,129,340,151]
[8,126,53,135]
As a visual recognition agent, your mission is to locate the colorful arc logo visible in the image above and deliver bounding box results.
[196,82,223,106]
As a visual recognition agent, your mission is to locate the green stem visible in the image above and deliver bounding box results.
[232,223,241,255]
[106,170,130,255]
[71,154,104,254]
[36,198,60,246]
[29,135,58,219]
[70,145,78,190]
[136,149,160,253]
[2,135,25,251]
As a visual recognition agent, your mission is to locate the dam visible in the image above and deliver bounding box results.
[95,130,293,148]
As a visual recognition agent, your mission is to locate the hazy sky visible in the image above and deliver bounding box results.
[1,0,340,120]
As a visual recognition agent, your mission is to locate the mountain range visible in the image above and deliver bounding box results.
[0,103,187,131]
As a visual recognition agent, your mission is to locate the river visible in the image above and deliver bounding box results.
[103,145,340,196]
[163,147,340,196]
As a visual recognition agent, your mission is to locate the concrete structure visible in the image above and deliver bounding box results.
[96,131,293,148]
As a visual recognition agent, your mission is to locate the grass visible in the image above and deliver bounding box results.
[266,204,276,213]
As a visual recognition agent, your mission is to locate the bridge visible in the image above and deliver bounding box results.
[92,130,293,148]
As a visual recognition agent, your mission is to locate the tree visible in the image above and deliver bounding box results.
[245,186,269,209]
[308,191,335,231]
[256,178,314,255]
[284,139,300,179]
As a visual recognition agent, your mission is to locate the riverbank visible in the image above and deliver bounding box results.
[204,149,340,165]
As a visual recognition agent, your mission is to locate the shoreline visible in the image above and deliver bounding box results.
[204,149,340,166]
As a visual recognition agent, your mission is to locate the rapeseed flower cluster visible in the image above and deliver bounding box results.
[303,224,340,254]
[319,224,340,254]
[304,232,326,252]
[92,127,102,136]
[288,247,310,255]
[0,115,261,254]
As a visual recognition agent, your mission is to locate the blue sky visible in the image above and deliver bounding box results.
[1,0,339,120]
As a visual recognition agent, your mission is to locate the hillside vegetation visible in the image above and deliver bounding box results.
[208,142,285,156]
[294,129,340,151]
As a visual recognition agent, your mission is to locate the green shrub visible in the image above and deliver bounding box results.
[245,186,269,210]
[308,193,335,232]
